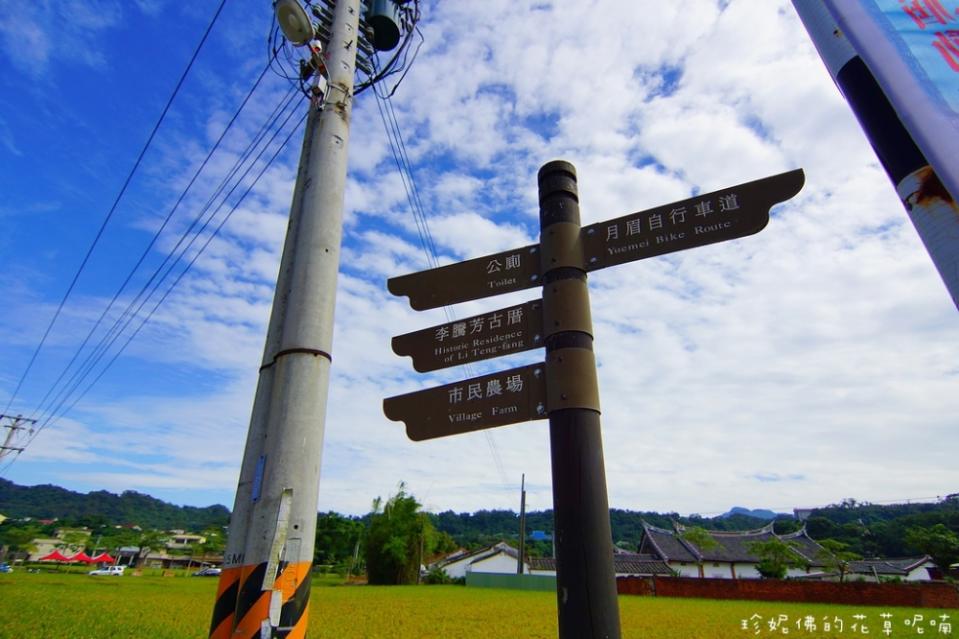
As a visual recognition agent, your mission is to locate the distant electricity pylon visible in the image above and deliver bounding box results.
[0,414,36,462]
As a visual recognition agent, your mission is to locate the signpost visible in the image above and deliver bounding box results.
[383,363,546,441]
[388,169,805,310]
[581,170,804,271]
[387,245,541,310]
[390,300,543,372]
[384,162,804,639]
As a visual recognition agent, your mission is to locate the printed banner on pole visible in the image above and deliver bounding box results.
[824,0,959,203]
[814,1,959,309]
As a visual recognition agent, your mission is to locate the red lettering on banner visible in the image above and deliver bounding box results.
[932,29,959,70]
[899,0,955,30]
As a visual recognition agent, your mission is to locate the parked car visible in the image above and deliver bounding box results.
[193,567,222,577]
[88,565,125,576]
[0,563,12,573]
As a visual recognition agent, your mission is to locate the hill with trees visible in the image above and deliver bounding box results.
[0,479,229,531]
[2,479,957,570]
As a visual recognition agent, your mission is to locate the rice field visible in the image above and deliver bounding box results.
[0,571,954,638]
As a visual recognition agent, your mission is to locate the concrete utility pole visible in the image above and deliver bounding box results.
[209,0,360,637]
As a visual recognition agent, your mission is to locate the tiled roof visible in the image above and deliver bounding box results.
[529,555,673,576]
[639,523,699,562]
[640,521,826,566]
[849,557,932,576]
[614,557,674,576]
[528,556,552,570]
[434,542,517,569]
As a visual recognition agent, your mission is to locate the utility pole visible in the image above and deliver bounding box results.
[517,473,526,575]
[209,1,361,638]
[0,414,35,461]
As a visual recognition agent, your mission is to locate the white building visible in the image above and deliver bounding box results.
[433,542,526,578]
[639,521,939,582]
[847,557,937,582]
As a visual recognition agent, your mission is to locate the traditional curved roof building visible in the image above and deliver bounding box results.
[638,521,827,579]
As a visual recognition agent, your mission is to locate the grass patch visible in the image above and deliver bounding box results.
[0,572,953,638]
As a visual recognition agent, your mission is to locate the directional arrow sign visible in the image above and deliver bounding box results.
[388,169,804,310]
[383,363,547,441]
[391,300,544,373]
[388,245,541,311]
[581,169,805,271]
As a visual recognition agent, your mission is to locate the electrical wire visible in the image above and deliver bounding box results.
[2,0,229,416]
[31,83,300,427]
[372,75,512,489]
[28,62,275,423]
[30,87,303,434]
[355,0,422,96]
[7,0,428,469]
[1,102,308,475]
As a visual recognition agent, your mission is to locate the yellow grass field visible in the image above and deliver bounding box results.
[0,572,954,638]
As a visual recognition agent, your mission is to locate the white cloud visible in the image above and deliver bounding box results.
[2,0,957,523]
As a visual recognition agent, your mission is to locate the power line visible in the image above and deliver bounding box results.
[34,91,303,431]
[1,104,307,475]
[373,82,511,489]
[2,0,229,415]
[0,414,35,462]
[28,62,275,423]
[30,86,302,432]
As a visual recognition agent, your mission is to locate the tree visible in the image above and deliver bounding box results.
[905,524,959,570]
[198,528,226,557]
[0,522,41,561]
[365,484,437,585]
[679,526,719,577]
[747,538,808,579]
[817,539,861,582]
[314,512,364,568]
[55,529,90,554]
[135,530,168,567]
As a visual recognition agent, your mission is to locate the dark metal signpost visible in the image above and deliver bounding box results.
[384,162,804,639]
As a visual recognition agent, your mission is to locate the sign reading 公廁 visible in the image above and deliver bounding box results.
[387,245,541,311]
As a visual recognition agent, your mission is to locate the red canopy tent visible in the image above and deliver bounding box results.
[38,550,71,562]
[90,552,116,564]
[68,552,97,564]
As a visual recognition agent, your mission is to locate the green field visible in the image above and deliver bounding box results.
[0,572,954,638]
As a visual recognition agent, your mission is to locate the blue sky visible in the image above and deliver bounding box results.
[1,0,957,518]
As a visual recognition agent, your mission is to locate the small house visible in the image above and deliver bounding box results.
[433,542,525,578]
[847,557,937,582]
